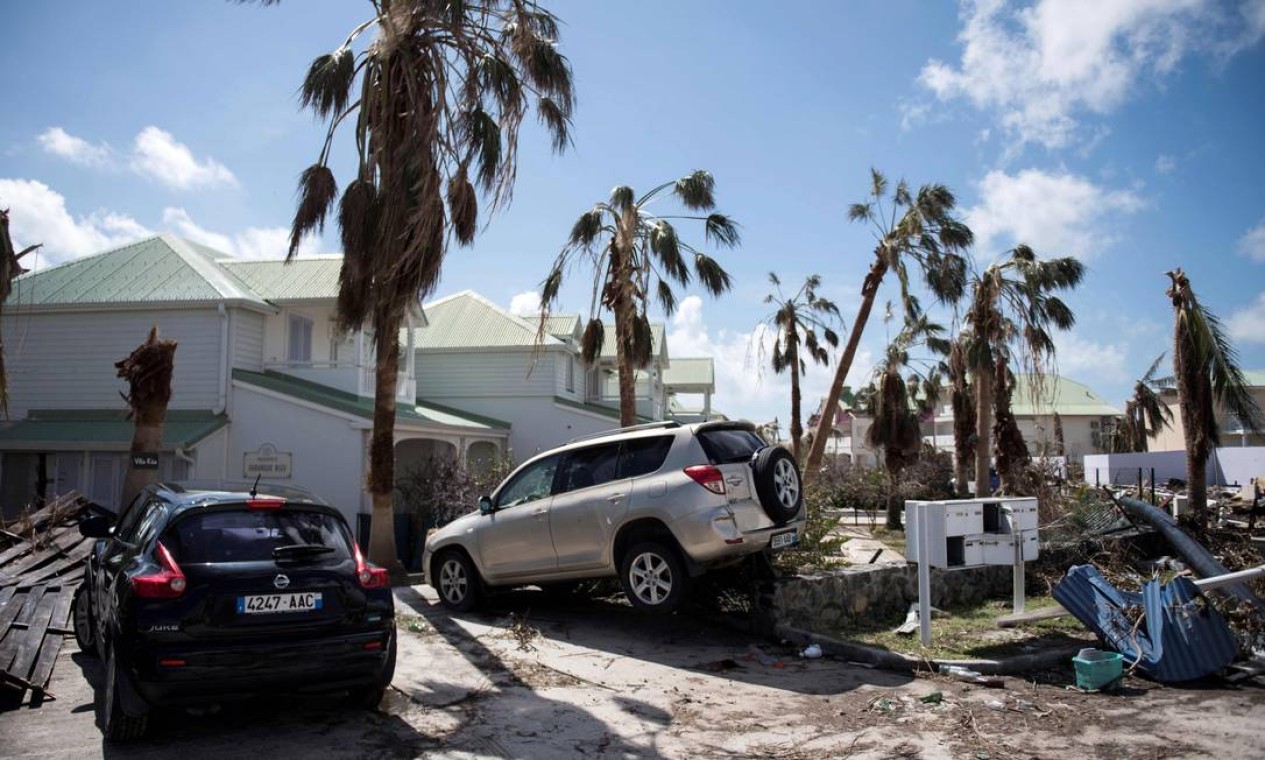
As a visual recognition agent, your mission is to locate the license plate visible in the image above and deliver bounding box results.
[770,529,798,549]
[237,592,323,615]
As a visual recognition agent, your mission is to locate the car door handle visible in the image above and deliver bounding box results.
[532,508,548,518]
[607,493,625,504]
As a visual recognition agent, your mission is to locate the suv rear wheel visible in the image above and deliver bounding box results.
[751,446,802,524]
[436,550,482,612]
[620,541,689,613]
[72,584,98,658]
[102,639,148,742]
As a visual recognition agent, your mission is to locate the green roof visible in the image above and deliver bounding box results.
[541,314,580,341]
[663,357,714,388]
[552,396,652,423]
[11,235,269,309]
[219,258,344,301]
[418,291,563,349]
[1011,374,1120,417]
[0,409,227,452]
[233,369,509,431]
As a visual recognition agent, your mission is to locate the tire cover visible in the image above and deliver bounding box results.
[750,446,802,524]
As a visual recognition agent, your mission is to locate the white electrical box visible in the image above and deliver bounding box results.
[972,530,1039,565]
[906,498,1040,569]
[945,502,984,536]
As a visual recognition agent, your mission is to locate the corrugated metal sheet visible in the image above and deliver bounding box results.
[541,314,579,340]
[663,357,714,388]
[1052,564,1238,683]
[0,409,227,451]
[1009,374,1121,417]
[418,291,562,349]
[219,258,343,301]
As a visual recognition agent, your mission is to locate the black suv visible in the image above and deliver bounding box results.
[73,482,396,741]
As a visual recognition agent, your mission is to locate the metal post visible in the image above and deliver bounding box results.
[1151,468,1156,505]
[1138,468,1144,500]
[1013,533,1025,615]
[916,503,932,647]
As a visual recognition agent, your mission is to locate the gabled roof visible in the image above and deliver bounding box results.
[1011,374,1120,417]
[418,291,565,350]
[219,258,344,302]
[233,369,509,431]
[10,235,271,311]
[663,357,714,389]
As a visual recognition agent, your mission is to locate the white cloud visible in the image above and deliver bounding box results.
[509,290,541,317]
[131,127,237,190]
[37,127,112,168]
[918,0,1265,150]
[1238,218,1265,262]
[967,168,1146,259]
[1054,331,1129,384]
[162,207,320,260]
[1228,293,1265,344]
[1155,154,1177,173]
[0,179,151,268]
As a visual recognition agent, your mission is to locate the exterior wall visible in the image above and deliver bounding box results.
[416,349,559,399]
[228,384,367,525]
[554,352,584,403]
[191,426,230,481]
[3,307,224,417]
[1152,388,1265,451]
[427,395,613,462]
[230,308,265,371]
[1084,446,1265,489]
[1014,414,1103,462]
[262,303,339,366]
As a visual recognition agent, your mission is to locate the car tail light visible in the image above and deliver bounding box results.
[247,497,286,510]
[132,542,187,599]
[685,465,726,495]
[353,541,390,589]
[159,658,187,667]
[363,640,383,651]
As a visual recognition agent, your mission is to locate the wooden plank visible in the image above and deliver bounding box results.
[27,633,64,695]
[0,585,15,609]
[0,537,35,568]
[0,532,82,583]
[997,604,1070,627]
[0,587,44,670]
[0,536,90,587]
[7,542,92,588]
[8,588,58,681]
[48,584,76,631]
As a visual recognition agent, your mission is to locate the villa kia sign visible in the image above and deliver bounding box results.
[243,443,292,479]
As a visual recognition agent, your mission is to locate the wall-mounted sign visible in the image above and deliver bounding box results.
[130,452,160,470]
[243,443,292,479]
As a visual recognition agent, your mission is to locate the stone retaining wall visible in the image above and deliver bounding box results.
[765,563,1018,632]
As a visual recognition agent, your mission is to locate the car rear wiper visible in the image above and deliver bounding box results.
[272,544,336,560]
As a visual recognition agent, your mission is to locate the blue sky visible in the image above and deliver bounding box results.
[3,0,1264,426]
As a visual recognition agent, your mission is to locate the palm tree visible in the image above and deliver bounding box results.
[866,316,945,529]
[115,327,177,510]
[761,273,840,460]
[1112,353,1173,453]
[242,0,575,567]
[1166,268,1264,530]
[804,170,972,479]
[964,245,1084,495]
[946,334,976,496]
[540,172,739,426]
[0,209,40,417]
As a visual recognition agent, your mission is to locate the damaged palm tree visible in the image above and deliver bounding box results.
[0,209,42,417]
[240,0,575,569]
[1112,353,1173,453]
[116,326,177,509]
[947,335,975,496]
[1166,269,1263,531]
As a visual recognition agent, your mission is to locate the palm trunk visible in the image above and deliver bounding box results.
[1188,452,1208,531]
[805,259,887,479]
[367,318,403,571]
[950,342,974,497]
[613,213,638,427]
[1173,303,1212,532]
[615,307,637,427]
[885,463,904,531]
[974,359,994,497]
[115,327,177,510]
[992,357,1029,493]
[789,343,802,461]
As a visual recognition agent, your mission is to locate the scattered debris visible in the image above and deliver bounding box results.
[799,643,822,659]
[919,691,944,704]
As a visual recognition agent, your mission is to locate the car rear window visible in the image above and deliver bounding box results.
[162,509,352,564]
[697,428,765,464]
[618,436,673,478]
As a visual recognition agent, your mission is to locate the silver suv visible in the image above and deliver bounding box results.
[421,420,805,613]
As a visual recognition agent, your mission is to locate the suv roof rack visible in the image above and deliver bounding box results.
[567,419,681,444]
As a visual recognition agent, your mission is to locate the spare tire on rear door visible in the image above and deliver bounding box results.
[750,446,802,524]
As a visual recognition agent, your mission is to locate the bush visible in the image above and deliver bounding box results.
[394,455,515,531]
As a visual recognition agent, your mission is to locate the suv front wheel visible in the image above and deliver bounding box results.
[620,541,689,613]
[435,550,482,612]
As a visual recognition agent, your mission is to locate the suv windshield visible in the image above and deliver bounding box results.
[697,427,765,464]
[162,509,352,564]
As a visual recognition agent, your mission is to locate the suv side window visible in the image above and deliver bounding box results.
[698,428,765,464]
[557,443,620,493]
[131,503,167,549]
[495,455,560,508]
[617,436,673,479]
[115,498,158,544]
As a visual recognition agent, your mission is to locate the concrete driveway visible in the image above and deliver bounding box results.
[2,585,1263,758]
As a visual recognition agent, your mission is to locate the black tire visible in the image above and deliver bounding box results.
[102,639,147,742]
[619,541,689,613]
[348,629,396,710]
[72,584,98,658]
[751,446,803,524]
[435,550,482,612]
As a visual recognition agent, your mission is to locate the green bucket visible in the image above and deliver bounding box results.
[1073,648,1124,690]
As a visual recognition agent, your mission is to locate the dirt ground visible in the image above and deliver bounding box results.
[2,584,1264,759]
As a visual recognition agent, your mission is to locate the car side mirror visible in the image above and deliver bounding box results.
[478,496,493,515]
[79,514,112,539]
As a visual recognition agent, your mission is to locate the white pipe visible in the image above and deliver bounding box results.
[215,303,229,414]
[1195,564,1265,590]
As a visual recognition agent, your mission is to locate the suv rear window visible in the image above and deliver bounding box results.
[697,428,765,464]
[162,509,352,564]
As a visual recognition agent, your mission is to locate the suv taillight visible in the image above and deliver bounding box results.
[131,542,187,599]
[247,497,286,510]
[685,465,726,495]
[353,541,390,590]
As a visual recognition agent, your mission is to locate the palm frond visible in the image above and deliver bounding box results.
[447,167,478,245]
[568,207,605,249]
[300,48,356,120]
[674,171,716,210]
[693,253,732,295]
[704,213,741,248]
[656,280,677,315]
[290,164,337,260]
[580,318,604,364]
[610,185,635,213]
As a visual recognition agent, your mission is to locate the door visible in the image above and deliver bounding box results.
[476,455,561,581]
[549,442,624,571]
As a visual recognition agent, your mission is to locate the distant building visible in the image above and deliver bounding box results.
[1150,370,1265,450]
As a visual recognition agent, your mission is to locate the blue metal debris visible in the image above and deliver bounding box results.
[1052,564,1238,683]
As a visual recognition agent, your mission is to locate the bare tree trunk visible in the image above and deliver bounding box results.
[0,210,39,418]
[116,326,176,510]
[992,358,1030,493]
[367,318,403,571]
[950,341,974,497]
[789,340,802,461]
[805,260,887,479]
[1053,412,1065,456]
[974,359,994,497]
[1188,452,1208,531]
